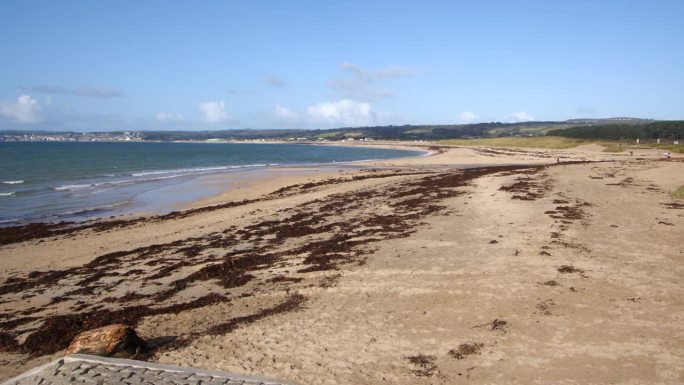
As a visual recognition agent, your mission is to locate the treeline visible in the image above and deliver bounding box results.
[313,122,566,140]
[547,121,684,140]
[140,122,566,141]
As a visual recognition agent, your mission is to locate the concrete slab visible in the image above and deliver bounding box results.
[1,354,295,385]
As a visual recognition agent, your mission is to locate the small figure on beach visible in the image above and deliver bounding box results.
[630,151,633,156]
[556,157,560,163]
[664,152,671,159]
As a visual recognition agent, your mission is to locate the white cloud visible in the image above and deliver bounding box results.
[274,104,299,121]
[330,62,414,101]
[504,111,535,123]
[456,111,478,124]
[307,99,374,127]
[198,101,229,123]
[0,95,42,123]
[156,112,186,122]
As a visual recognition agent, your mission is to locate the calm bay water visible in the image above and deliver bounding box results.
[0,141,422,225]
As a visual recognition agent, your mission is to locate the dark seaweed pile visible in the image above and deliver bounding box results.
[0,170,430,246]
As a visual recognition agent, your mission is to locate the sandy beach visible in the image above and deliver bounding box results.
[1,143,682,384]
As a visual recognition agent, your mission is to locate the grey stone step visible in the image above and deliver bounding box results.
[2,354,295,385]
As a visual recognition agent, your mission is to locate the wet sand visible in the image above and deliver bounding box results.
[1,143,682,384]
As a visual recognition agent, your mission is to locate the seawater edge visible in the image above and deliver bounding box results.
[0,142,431,227]
[134,141,437,216]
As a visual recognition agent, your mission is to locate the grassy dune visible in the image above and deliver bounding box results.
[438,136,586,149]
[673,186,684,199]
[438,136,684,153]
[600,142,684,154]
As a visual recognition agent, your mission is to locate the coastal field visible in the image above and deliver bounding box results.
[438,136,588,149]
[1,143,682,384]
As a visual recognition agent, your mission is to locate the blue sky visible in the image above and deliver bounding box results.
[0,0,682,131]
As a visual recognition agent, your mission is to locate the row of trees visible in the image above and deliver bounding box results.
[547,121,684,140]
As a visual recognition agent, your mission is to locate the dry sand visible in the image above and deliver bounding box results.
[0,143,682,384]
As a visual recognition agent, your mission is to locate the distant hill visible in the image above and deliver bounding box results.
[139,119,653,141]
[137,123,559,141]
[2,117,668,142]
[564,117,654,125]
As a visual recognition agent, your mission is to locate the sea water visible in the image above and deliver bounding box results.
[0,141,422,225]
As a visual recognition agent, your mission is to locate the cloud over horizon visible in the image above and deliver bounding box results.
[198,101,230,123]
[0,94,42,123]
[307,99,375,127]
[273,104,299,122]
[456,111,479,124]
[504,111,535,123]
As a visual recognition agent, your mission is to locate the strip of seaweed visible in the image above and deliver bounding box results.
[0,331,19,352]
[0,200,257,246]
[267,170,429,196]
[0,170,427,246]
[207,293,306,335]
[407,354,438,377]
[558,265,584,274]
[499,176,548,201]
[290,165,538,272]
[548,205,586,221]
[448,342,484,359]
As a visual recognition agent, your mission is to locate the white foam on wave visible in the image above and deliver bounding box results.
[72,188,116,197]
[54,184,94,191]
[2,180,24,185]
[55,164,272,192]
[132,166,228,177]
[54,174,185,192]
[122,174,186,184]
[131,164,268,177]
[0,192,15,197]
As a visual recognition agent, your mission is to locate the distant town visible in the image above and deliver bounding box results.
[0,130,374,143]
[0,131,144,142]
